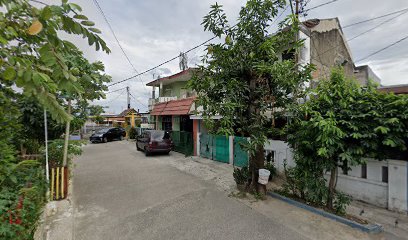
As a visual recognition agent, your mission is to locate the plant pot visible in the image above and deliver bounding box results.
[237,184,246,192]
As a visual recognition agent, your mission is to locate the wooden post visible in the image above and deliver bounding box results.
[50,168,55,201]
[61,167,65,199]
[56,167,60,200]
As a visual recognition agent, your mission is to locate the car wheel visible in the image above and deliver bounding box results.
[136,143,141,151]
[103,137,108,143]
[120,135,123,141]
[144,147,150,156]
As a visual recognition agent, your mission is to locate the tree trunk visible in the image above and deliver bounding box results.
[327,166,338,210]
[249,144,266,195]
[62,99,71,167]
[247,75,266,195]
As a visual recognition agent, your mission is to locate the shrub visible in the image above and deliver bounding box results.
[45,139,84,167]
[264,162,276,180]
[333,191,351,215]
[233,167,249,185]
[128,127,138,139]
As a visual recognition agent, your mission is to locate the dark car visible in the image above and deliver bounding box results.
[90,127,126,143]
[136,130,173,156]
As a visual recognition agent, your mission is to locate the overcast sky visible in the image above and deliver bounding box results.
[54,0,408,114]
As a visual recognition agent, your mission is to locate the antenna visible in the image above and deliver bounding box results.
[179,52,188,71]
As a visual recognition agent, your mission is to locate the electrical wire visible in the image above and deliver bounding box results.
[343,7,408,29]
[129,92,148,108]
[301,0,339,13]
[92,0,148,91]
[107,36,218,87]
[106,87,127,94]
[348,10,408,42]
[356,34,408,62]
[308,8,408,63]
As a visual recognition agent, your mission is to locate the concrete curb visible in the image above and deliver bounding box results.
[268,192,383,234]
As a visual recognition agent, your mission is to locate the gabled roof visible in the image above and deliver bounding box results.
[146,68,197,87]
[118,108,139,117]
[150,97,195,116]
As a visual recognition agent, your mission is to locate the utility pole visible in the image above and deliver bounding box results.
[295,0,300,17]
[62,99,71,167]
[126,86,130,109]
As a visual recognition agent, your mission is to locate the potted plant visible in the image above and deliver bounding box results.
[233,167,248,191]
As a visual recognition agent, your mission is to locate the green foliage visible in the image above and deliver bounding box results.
[264,162,276,180]
[287,68,408,210]
[46,139,84,168]
[333,191,351,216]
[191,0,313,191]
[128,127,138,139]
[0,0,110,122]
[233,167,249,185]
[190,0,313,154]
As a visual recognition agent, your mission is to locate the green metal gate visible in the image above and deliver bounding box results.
[233,137,249,167]
[200,133,213,159]
[200,133,229,163]
[171,131,194,156]
[213,135,229,163]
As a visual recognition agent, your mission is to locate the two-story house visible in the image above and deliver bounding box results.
[147,68,197,131]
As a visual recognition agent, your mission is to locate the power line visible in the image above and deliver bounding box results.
[308,8,408,64]
[108,0,336,88]
[343,7,408,28]
[356,34,408,62]
[348,10,408,42]
[107,36,217,87]
[301,0,339,13]
[129,92,148,108]
[92,0,148,91]
[106,87,127,94]
[102,89,127,106]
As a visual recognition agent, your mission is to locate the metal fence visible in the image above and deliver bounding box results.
[200,133,230,163]
[171,131,194,156]
[233,137,249,167]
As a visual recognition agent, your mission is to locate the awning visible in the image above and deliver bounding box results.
[150,97,195,116]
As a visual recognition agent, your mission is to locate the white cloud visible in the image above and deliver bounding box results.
[44,0,408,113]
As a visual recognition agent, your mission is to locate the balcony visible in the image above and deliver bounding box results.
[148,96,178,111]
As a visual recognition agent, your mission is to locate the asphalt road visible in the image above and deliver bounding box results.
[72,140,310,240]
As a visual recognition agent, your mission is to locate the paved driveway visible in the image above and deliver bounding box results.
[72,140,308,240]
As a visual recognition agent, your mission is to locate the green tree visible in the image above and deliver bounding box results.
[0,0,110,122]
[287,68,408,210]
[190,0,313,193]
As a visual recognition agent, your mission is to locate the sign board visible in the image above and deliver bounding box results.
[141,123,155,129]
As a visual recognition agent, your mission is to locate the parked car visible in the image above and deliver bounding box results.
[136,130,173,156]
[90,127,126,143]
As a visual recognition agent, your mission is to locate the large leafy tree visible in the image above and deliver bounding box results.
[191,0,313,193]
[287,68,408,209]
[0,0,110,122]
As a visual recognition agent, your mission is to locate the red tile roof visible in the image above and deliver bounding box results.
[150,97,195,116]
[378,85,408,95]
[146,68,197,86]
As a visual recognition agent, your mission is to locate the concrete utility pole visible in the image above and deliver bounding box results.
[62,99,71,167]
[126,86,130,109]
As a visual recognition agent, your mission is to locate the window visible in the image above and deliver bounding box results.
[361,164,367,179]
[382,166,388,183]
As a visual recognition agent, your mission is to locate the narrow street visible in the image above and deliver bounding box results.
[65,140,382,240]
[71,140,307,240]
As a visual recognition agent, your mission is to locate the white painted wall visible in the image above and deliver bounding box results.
[264,140,295,173]
[335,174,388,208]
[388,160,408,212]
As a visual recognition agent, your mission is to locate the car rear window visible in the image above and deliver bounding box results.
[150,131,165,140]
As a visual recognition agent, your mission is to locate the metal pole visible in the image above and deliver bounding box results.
[44,109,49,182]
[126,86,130,109]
